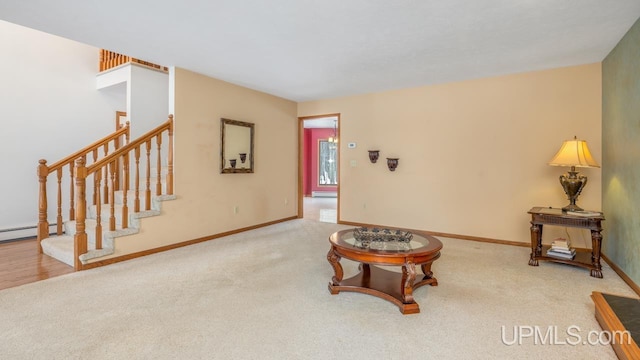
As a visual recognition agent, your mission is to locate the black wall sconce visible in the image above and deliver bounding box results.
[387,158,399,171]
[239,153,247,163]
[229,159,237,168]
[368,150,380,163]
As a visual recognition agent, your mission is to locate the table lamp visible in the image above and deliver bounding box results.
[548,136,600,212]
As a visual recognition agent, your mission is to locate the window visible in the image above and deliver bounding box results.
[318,140,338,186]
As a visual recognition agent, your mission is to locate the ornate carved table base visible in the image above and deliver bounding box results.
[327,250,438,314]
[326,228,442,315]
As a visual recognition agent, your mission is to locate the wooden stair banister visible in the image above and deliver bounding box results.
[45,123,129,172]
[37,122,130,252]
[86,116,173,184]
[72,115,174,269]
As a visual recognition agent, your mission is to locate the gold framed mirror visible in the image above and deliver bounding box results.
[221,118,254,174]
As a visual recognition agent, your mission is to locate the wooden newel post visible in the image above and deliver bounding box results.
[37,159,49,253]
[74,158,88,270]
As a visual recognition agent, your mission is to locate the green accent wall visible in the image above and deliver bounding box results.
[602,16,640,286]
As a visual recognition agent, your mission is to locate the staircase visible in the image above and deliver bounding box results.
[37,116,175,270]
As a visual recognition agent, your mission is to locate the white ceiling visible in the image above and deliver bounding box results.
[1,1,639,102]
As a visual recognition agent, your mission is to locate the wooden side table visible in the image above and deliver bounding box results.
[528,207,605,278]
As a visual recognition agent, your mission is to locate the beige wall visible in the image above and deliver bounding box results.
[99,67,298,258]
[299,63,602,245]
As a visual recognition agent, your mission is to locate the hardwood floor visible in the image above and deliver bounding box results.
[0,238,74,291]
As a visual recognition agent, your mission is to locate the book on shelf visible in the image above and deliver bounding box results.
[565,210,602,217]
[549,247,576,255]
[546,237,576,259]
[546,248,576,260]
[551,238,571,249]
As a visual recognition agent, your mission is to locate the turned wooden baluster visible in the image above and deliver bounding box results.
[118,122,131,194]
[121,153,129,229]
[167,115,174,195]
[56,168,63,235]
[114,147,121,192]
[68,161,75,221]
[134,146,141,212]
[74,158,88,270]
[103,143,109,204]
[37,159,49,253]
[145,140,152,211]
[94,168,102,250]
[109,161,116,231]
[92,149,98,205]
[156,134,162,195]
[106,51,111,70]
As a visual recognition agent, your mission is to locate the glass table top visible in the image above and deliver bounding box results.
[333,227,432,254]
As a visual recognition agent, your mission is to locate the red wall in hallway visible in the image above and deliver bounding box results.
[303,128,337,196]
[303,129,312,196]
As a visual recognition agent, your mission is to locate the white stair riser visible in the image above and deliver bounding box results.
[63,220,114,249]
[88,204,127,226]
[113,188,166,209]
[120,174,167,191]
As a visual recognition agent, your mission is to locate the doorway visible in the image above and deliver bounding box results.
[299,114,340,223]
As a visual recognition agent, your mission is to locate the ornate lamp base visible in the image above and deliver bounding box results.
[559,166,587,212]
[562,203,583,212]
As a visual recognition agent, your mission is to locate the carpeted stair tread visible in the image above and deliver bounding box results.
[41,235,75,267]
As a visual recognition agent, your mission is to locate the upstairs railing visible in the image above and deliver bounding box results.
[99,49,168,72]
[38,115,173,270]
[37,122,130,247]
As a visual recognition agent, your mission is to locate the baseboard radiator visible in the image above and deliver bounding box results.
[312,191,337,198]
[0,224,58,243]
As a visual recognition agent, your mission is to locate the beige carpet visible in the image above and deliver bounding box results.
[0,219,636,359]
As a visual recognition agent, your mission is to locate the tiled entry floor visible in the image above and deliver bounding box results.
[303,197,337,223]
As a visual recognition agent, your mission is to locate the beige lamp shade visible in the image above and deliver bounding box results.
[548,137,600,168]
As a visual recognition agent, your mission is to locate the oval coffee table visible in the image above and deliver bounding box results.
[327,227,442,314]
